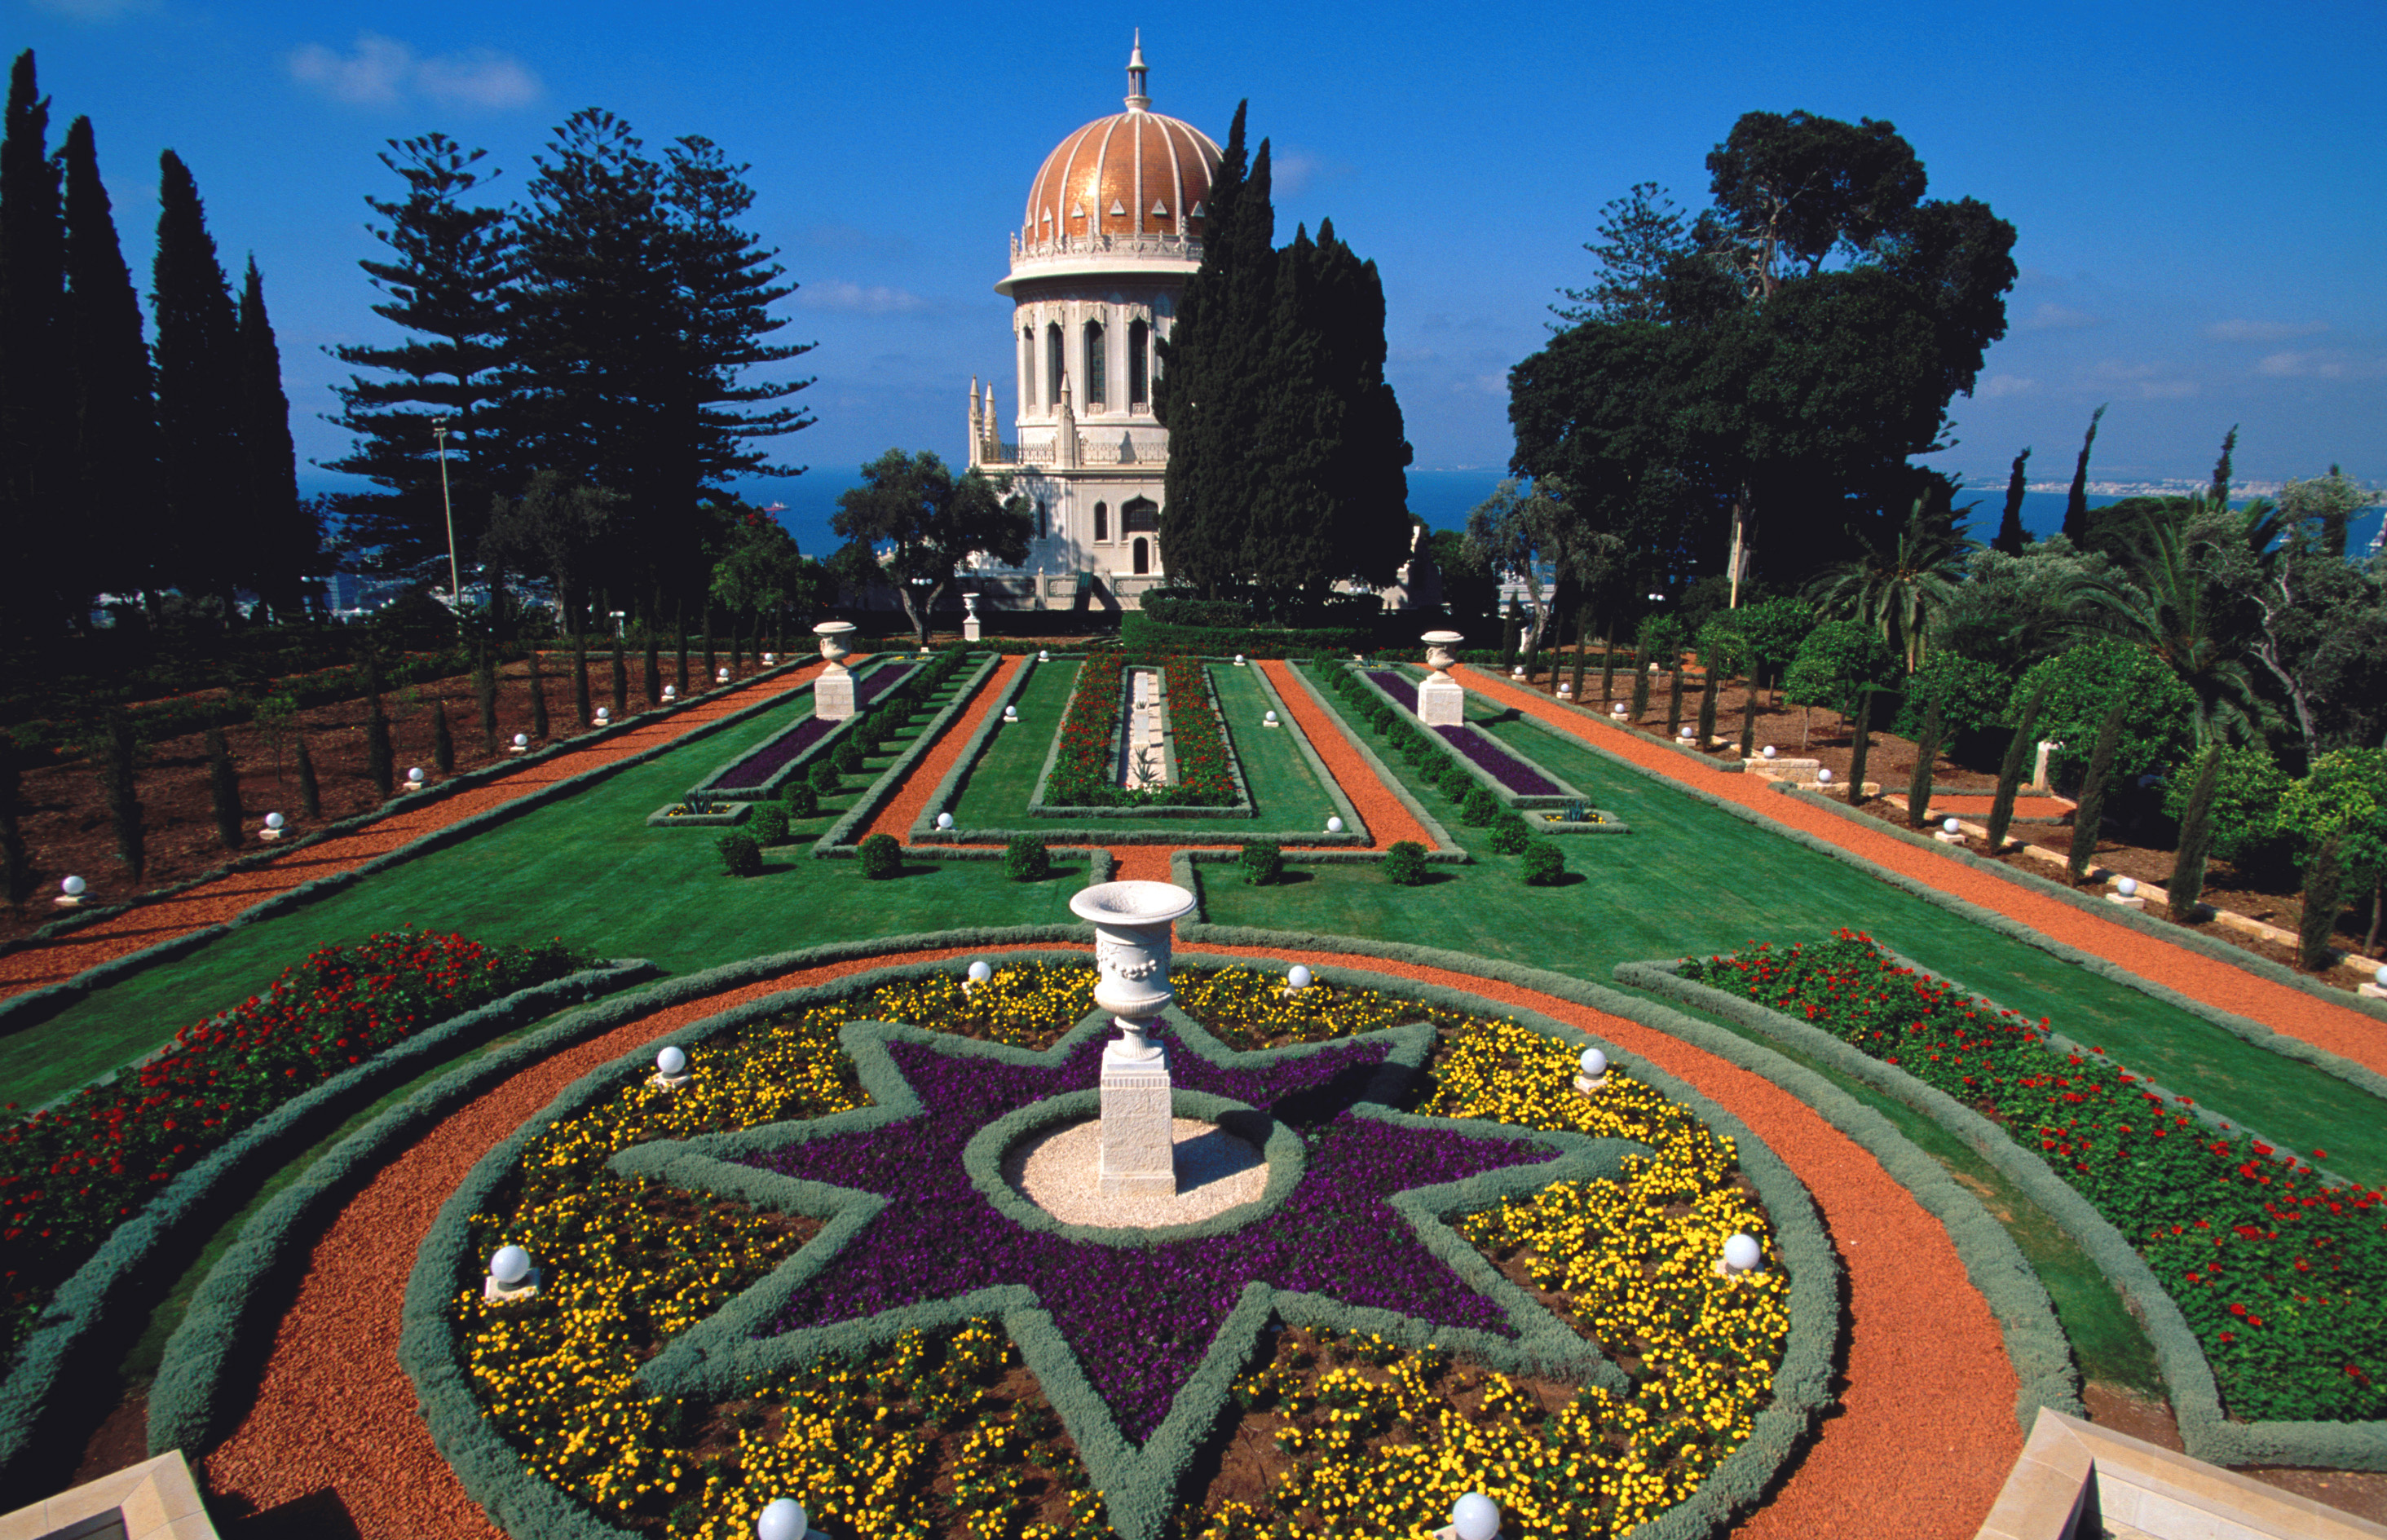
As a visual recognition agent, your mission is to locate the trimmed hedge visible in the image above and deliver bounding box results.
[814,653,998,856]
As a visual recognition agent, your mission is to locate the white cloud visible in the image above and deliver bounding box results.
[2255,349,2387,380]
[1980,373,2038,399]
[2208,318,2328,342]
[286,35,542,112]
[2023,302,2101,332]
[1269,149,1355,199]
[798,281,933,315]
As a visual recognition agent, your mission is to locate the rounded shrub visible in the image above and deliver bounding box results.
[831,738,865,774]
[781,781,819,819]
[1004,834,1051,883]
[716,832,762,877]
[748,803,789,847]
[1240,839,1283,886]
[1459,783,1501,827]
[1520,839,1566,885]
[858,832,902,880]
[1486,811,1533,855]
[806,757,841,796]
[1382,840,1427,886]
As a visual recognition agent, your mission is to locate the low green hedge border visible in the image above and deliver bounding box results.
[1277,661,1467,858]
[1485,671,1753,778]
[402,942,1820,1540]
[1344,661,1593,812]
[143,926,1096,1468]
[0,660,816,1044]
[0,957,658,1507]
[903,651,1046,842]
[642,802,752,828]
[1617,955,2387,1472]
[1026,661,1260,819]
[1171,925,2085,1445]
[686,657,908,802]
[813,655,999,856]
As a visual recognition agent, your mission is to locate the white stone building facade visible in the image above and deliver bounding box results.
[961,38,1221,612]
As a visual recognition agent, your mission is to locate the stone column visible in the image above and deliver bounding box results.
[1416,629,1466,726]
[1069,880,1198,1198]
[813,620,858,721]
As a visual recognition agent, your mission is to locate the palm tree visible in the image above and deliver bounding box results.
[2076,495,2259,745]
[1805,492,1978,673]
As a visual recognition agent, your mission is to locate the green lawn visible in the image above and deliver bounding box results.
[946,660,1343,836]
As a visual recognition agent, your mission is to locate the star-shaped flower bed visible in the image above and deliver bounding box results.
[609,1005,1645,1540]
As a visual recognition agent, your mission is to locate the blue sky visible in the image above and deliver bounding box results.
[14,0,2385,505]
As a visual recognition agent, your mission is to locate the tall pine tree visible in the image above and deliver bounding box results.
[1992,445,2029,557]
[151,150,245,613]
[0,51,73,634]
[326,135,515,578]
[60,115,163,613]
[237,256,316,617]
[2061,403,2106,545]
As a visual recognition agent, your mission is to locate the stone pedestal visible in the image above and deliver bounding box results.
[963,593,983,643]
[1070,880,1198,1201]
[2106,893,2147,910]
[1935,829,1967,845]
[813,620,858,721]
[2359,982,2387,1000]
[1418,629,1466,726]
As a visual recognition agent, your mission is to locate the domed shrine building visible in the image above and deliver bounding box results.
[961,38,1219,611]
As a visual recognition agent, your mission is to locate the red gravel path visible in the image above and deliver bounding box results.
[1904,792,2073,819]
[193,941,2019,1539]
[1457,666,2387,1079]
[864,655,1025,845]
[0,667,823,1004]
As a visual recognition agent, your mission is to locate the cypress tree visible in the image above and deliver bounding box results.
[98,708,144,881]
[60,115,164,613]
[1599,634,1617,709]
[431,699,455,773]
[1498,598,1520,663]
[643,631,660,703]
[527,645,549,738]
[294,734,320,818]
[1739,685,1759,758]
[2067,697,2125,884]
[1569,609,1590,703]
[364,656,395,800]
[573,633,592,722]
[1,51,73,635]
[0,734,33,907]
[1906,702,1944,829]
[474,643,498,752]
[1664,663,1685,739]
[2297,833,2345,973]
[675,617,690,695]
[1993,445,2030,557]
[2169,743,2222,922]
[1984,685,2045,857]
[2062,403,2106,545]
[703,616,717,682]
[1628,664,1650,725]
[236,257,314,618]
[1845,686,1873,805]
[205,725,243,849]
[152,150,246,611]
[730,625,743,673]
[611,633,629,717]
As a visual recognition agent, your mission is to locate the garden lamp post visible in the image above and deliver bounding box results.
[432,417,462,633]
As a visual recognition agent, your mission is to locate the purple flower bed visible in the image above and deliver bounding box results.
[711,663,910,791]
[1365,669,1561,795]
[1436,723,1561,796]
[739,1033,1544,1444]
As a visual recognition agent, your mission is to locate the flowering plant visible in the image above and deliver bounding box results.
[1045,655,1236,807]
[1,927,589,1358]
[1363,671,1561,795]
[1683,930,2387,1421]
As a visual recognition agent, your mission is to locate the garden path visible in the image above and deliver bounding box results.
[1456,667,2387,1081]
[863,655,1026,845]
[0,665,824,1004]
[195,942,2017,1540]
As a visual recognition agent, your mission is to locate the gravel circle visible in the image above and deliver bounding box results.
[1458,666,2387,1081]
[0,666,824,1004]
[1005,1116,1269,1229]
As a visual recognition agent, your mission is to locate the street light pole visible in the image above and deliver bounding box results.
[432,417,461,633]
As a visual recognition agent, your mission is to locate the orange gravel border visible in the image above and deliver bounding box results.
[195,941,2019,1539]
[864,655,1025,845]
[0,665,823,1004]
[1457,666,2387,1079]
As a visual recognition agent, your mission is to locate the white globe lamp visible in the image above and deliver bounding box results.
[490,1245,532,1288]
[717,666,731,682]
[1325,815,1344,833]
[513,732,529,748]
[1451,1492,1502,1540]
[1760,745,1777,761]
[655,1045,687,1078]
[663,686,677,701]
[263,812,285,830]
[936,811,955,830]
[1944,816,1961,836]
[757,1497,808,1540]
[1579,1048,1608,1079]
[1286,964,1313,992]
[968,960,993,986]
[1722,1233,1762,1273]
[2116,876,2139,898]
[61,875,86,898]
[1816,768,1833,784]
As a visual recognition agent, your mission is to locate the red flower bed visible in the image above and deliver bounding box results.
[1044,655,1235,807]
[0,926,590,1358]
[1682,929,2387,1423]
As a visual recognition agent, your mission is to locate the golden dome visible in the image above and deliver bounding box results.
[1021,38,1221,249]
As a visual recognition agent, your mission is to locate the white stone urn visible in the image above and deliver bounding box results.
[1417,630,1467,726]
[1069,880,1197,1059]
[963,591,981,618]
[813,620,857,674]
[1422,630,1464,673]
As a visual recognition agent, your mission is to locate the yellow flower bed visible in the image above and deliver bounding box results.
[456,964,1788,1539]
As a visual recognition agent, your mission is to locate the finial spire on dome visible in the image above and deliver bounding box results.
[1125,30,1149,109]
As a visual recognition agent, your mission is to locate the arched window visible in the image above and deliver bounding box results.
[1046,323,1063,406]
[1083,320,1106,412]
[1093,501,1109,542]
[1127,318,1149,408]
[1021,327,1035,408]
[1122,496,1158,532]
[1132,536,1150,575]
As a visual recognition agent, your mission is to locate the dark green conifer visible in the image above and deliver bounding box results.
[1984,686,2045,856]
[60,114,163,613]
[528,646,549,738]
[152,150,247,611]
[205,726,244,849]
[1,52,73,633]
[2062,404,2106,545]
[236,257,315,619]
[98,708,144,880]
[294,735,320,818]
[1628,664,1650,725]
[2169,744,2222,922]
[2067,698,2125,884]
[364,656,395,800]
[1739,686,1759,759]
[1906,702,1943,829]
[2298,834,2345,973]
[430,699,455,773]
[0,734,33,907]
[1844,686,1873,804]
[1992,445,2030,557]
[573,633,592,723]
[1665,664,1685,739]
[474,643,498,752]
[643,632,660,703]
[611,633,629,717]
